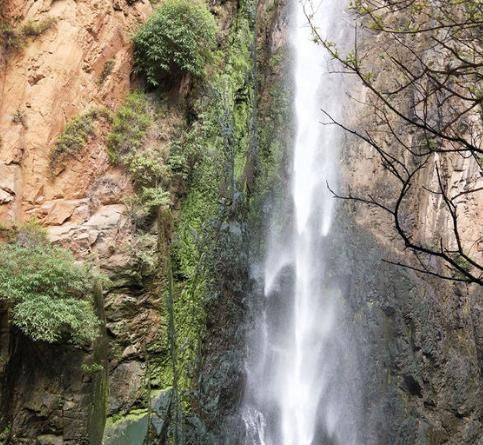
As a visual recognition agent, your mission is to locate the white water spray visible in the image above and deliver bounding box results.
[243,1,358,444]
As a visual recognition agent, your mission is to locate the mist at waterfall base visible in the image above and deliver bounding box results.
[242,1,360,444]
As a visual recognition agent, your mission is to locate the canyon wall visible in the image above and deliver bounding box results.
[337,5,482,442]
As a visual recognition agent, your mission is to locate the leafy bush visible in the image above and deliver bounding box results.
[139,186,170,208]
[133,0,217,86]
[0,242,100,344]
[50,107,111,168]
[125,151,169,188]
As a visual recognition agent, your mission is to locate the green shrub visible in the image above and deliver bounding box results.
[107,92,151,162]
[133,0,217,86]
[139,186,170,208]
[108,92,170,213]
[50,107,111,168]
[0,243,100,344]
[124,150,169,188]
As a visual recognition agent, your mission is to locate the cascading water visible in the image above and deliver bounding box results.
[243,1,359,444]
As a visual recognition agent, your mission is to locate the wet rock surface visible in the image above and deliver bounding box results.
[328,209,482,445]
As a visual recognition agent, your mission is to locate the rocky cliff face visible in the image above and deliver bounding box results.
[0,0,151,222]
[337,7,482,443]
[0,1,156,443]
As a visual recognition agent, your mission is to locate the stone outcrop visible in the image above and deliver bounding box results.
[0,0,281,442]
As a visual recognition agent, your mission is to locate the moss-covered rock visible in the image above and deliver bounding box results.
[102,410,149,445]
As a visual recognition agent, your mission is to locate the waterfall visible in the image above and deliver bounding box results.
[243,1,359,444]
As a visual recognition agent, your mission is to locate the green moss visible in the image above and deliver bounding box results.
[161,2,257,415]
[87,283,109,445]
[103,409,150,445]
[246,44,291,259]
[107,0,284,437]
[106,409,149,427]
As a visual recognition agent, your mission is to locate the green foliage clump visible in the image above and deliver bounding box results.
[108,92,171,214]
[139,186,170,209]
[50,107,111,168]
[0,228,100,344]
[81,362,104,375]
[107,92,151,162]
[0,20,23,50]
[133,0,217,86]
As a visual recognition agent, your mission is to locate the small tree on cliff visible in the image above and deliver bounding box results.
[308,0,482,285]
[133,0,217,87]
[0,223,100,343]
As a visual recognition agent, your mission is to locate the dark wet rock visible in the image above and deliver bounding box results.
[108,361,145,414]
